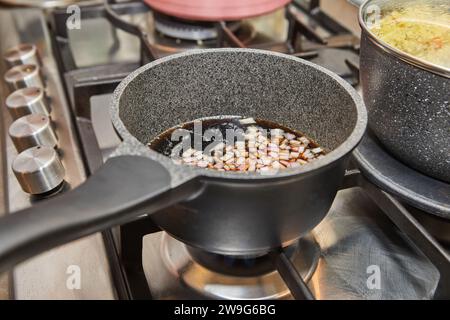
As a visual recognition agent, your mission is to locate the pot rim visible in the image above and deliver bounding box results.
[358,0,450,79]
[110,48,367,181]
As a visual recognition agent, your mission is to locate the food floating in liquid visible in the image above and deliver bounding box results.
[149,117,327,173]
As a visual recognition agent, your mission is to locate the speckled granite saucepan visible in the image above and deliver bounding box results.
[0,49,367,273]
[359,0,450,182]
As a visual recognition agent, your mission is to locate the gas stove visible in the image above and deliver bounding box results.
[0,0,448,300]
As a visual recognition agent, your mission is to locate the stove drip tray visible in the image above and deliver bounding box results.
[160,233,320,300]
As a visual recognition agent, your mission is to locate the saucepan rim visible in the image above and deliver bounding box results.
[110,48,367,180]
[358,0,450,79]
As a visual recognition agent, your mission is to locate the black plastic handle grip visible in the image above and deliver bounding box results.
[0,155,200,273]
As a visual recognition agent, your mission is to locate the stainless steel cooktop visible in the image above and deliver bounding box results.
[0,1,447,300]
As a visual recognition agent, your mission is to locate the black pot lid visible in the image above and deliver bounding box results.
[353,132,450,219]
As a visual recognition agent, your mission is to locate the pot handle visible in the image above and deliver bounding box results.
[0,155,200,273]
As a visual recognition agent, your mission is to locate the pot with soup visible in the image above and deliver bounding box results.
[358,0,450,182]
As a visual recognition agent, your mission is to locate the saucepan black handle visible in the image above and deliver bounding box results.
[0,155,200,273]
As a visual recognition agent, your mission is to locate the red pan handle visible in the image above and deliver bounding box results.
[0,155,201,273]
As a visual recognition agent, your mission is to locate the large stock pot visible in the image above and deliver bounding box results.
[358,0,449,182]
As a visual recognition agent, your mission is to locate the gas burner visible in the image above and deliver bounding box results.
[149,13,257,55]
[149,25,257,56]
[160,233,320,300]
[153,12,241,41]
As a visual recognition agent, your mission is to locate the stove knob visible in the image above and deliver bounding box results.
[4,64,44,91]
[5,87,49,120]
[3,43,40,67]
[12,146,65,195]
[9,114,57,153]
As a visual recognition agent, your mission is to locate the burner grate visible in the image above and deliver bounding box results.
[159,233,319,300]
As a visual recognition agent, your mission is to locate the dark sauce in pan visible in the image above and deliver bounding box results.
[149,116,325,158]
